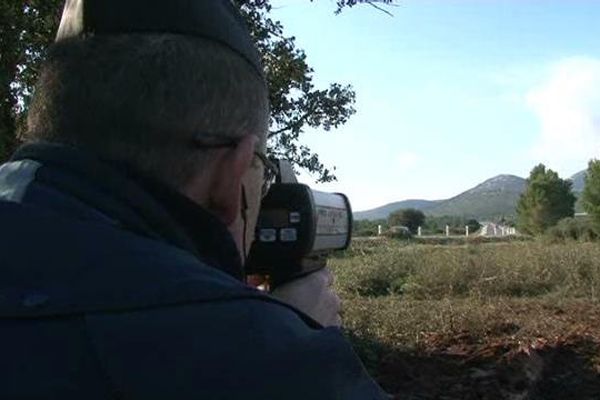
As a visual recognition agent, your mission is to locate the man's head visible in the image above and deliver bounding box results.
[25,2,270,258]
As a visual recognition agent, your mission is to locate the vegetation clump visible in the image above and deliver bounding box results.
[517,164,576,235]
[545,217,598,242]
[334,239,600,398]
[582,159,600,230]
[387,208,425,234]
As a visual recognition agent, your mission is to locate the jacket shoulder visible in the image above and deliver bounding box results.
[0,200,257,318]
[85,298,387,400]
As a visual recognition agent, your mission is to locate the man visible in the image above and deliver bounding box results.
[0,0,387,399]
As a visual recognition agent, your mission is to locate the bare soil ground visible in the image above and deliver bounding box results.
[378,337,600,399]
[373,303,600,399]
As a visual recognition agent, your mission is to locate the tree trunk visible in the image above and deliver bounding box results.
[0,81,17,162]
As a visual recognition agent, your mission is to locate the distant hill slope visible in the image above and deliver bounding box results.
[570,170,586,193]
[355,171,590,221]
[353,199,440,221]
[355,175,526,221]
[570,170,586,213]
[426,175,526,219]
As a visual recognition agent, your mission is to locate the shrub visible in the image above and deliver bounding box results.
[332,240,600,301]
[388,209,425,234]
[545,217,598,242]
[385,226,412,240]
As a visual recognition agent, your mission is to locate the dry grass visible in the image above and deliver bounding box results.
[333,239,600,301]
[341,296,600,350]
[331,238,600,391]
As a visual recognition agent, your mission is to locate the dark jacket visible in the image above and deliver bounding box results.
[0,143,386,399]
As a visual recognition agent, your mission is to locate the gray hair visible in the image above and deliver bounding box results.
[26,34,269,188]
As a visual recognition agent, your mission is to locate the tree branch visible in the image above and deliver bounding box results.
[335,0,396,15]
[268,106,317,138]
[368,1,394,17]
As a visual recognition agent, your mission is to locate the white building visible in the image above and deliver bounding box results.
[479,222,516,237]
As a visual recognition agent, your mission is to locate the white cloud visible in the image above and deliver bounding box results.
[526,57,600,174]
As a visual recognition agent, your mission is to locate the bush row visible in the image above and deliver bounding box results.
[331,240,600,300]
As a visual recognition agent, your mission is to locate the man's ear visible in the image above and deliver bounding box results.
[207,135,257,226]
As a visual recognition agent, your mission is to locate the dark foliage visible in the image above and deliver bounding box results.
[388,208,426,234]
[517,164,576,235]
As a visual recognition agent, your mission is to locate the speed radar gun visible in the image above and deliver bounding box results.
[246,160,353,286]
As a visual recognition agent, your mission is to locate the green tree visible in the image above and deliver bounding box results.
[516,164,576,235]
[388,208,425,234]
[465,219,481,233]
[581,159,600,229]
[237,0,357,182]
[0,0,63,159]
[1,1,391,179]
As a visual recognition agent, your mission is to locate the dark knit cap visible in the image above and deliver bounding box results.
[56,0,264,79]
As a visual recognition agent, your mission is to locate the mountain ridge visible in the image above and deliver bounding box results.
[570,170,586,192]
[354,171,585,221]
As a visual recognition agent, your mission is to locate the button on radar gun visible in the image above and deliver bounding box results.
[246,160,353,286]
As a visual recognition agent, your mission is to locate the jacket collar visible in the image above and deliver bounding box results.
[12,142,244,280]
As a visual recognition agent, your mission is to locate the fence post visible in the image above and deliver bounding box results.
[378,225,382,236]
[465,225,469,237]
[446,225,450,237]
[418,226,422,237]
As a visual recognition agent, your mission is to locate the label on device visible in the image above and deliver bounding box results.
[316,206,349,235]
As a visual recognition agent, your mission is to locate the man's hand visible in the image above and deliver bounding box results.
[271,268,342,327]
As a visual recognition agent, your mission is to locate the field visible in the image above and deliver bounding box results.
[331,238,600,399]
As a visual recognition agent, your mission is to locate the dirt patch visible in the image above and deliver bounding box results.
[376,338,600,400]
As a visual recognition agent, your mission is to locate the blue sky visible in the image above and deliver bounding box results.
[270,0,600,211]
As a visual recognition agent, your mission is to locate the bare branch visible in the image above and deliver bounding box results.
[334,0,397,15]
[368,1,394,17]
[268,106,317,138]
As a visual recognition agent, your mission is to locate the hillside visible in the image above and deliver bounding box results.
[355,174,526,221]
[353,199,440,221]
[570,170,586,192]
[355,171,589,221]
[426,174,526,219]
[569,170,586,213]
